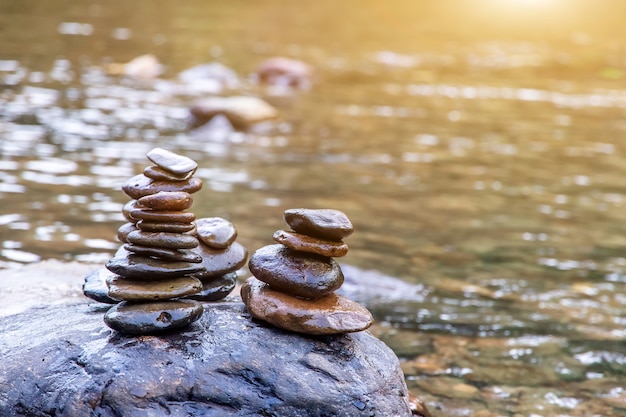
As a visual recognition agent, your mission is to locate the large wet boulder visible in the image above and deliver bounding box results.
[0,263,413,417]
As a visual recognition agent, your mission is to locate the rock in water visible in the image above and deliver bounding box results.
[0,300,413,416]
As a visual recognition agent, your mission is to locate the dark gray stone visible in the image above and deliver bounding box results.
[106,253,206,280]
[0,299,412,417]
[284,208,353,241]
[83,268,120,304]
[104,299,204,334]
[185,272,237,301]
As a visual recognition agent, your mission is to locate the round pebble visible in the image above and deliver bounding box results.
[147,147,198,176]
[83,268,121,304]
[138,191,193,211]
[241,277,373,335]
[185,272,237,302]
[195,217,237,249]
[284,208,353,241]
[122,174,202,199]
[104,300,203,334]
[106,275,203,301]
[192,241,248,279]
[248,244,343,299]
[273,229,348,257]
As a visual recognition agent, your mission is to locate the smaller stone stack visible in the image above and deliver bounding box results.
[241,208,373,335]
[104,148,206,335]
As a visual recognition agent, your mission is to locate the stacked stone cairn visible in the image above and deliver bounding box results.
[241,208,373,335]
[83,147,247,335]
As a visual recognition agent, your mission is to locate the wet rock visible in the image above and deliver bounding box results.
[147,147,198,176]
[126,230,199,250]
[185,272,238,302]
[284,208,353,240]
[83,268,120,304]
[178,62,240,89]
[196,216,237,249]
[130,208,196,223]
[242,208,371,335]
[106,275,203,302]
[104,300,204,334]
[191,241,247,279]
[249,244,344,299]
[0,299,413,416]
[255,57,313,88]
[143,165,195,182]
[122,200,142,223]
[273,229,349,257]
[117,222,138,242]
[242,277,373,335]
[189,95,278,130]
[137,220,196,233]
[123,244,202,263]
[122,174,203,199]
[138,191,193,211]
[106,253,206,280]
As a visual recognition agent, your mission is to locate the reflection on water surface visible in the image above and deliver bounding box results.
[1,1,626,415]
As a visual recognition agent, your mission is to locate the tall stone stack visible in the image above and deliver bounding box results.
[103,148,207,334]
[241,208,374,335]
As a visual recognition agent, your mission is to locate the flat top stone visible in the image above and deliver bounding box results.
[122,174,202,200]
[284,208,353,241]
[146,148,198,175]
[104,299,204,335]
[107,275,203,301]
[273,229,349,258]
[195,217,237,249]
[106,253,206,280]
[138,191,193,211]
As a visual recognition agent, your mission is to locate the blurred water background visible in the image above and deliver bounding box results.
[1,0,626,415]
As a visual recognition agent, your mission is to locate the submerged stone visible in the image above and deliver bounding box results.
[241,277,373,335]
[273,229,349,257]
[284,208,353,241]
[195,217,237,249]
[189,96,278,130]
[106,275,203,301]
[248,244,343,299]
[104,299,203,335]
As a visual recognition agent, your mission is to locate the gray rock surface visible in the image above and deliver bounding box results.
[0,262,413,417]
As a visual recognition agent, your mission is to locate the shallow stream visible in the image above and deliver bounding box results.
[1,1,625,415]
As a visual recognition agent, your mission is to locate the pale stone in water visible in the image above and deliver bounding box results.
[192,241,247,279]
[273,229,348,257]
[106,275,203,301]
[241,277,373,335]
[248,244,343,299]
[284,208,353,241]
[104,300,203,334]
[126,230,199,250]
[138,191,193,211]
[189,96,278,129]
[123,244,202,263]
[106,254,206,280]
[122,174,202,199]
[146,147,198,175]
[195,217,237,249]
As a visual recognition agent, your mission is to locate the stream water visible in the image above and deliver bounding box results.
[1,1,625,415]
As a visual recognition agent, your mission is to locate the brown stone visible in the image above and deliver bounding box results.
[138,191,193,211]
[122,174,202,199]
[117,222,138,243]
[195,217,237,249]
[123,244,202,263]
[137,220,196,233]
[105,253,206,280]
[241,277,373,335]
[144,165,195,182]
[192,241,248,280]
[104,300,203,334]
[130,209,196,224]
[273,229,348,257]
[122,200,143,223]
[126,230,199,250]
[284,208,353,241]
[106,274,203,301]
[146,147,198,175]
[248,244,343,299]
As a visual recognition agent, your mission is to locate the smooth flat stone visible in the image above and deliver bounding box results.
[124,244,202,263]
[117,222,139,243]
[106,255,206,280]
[195,217,237,249]
[185,272,237,301]
[82,268,121,304]
[189,96,278,129]
[122,200,143,223]
[144,165,195,182]
[126,230,199,250]
[137,220,196,233]
[273,229,348,257]
[104,300,203,335]
[147,147,198,175]
[284,208,353,241]
[248,244,343,299]
[241,277,373,335]
[138,191,193,211]
[191,241,247,279]
[130,209,196,224]
[106,275,203,302]
[122,174,202,199]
